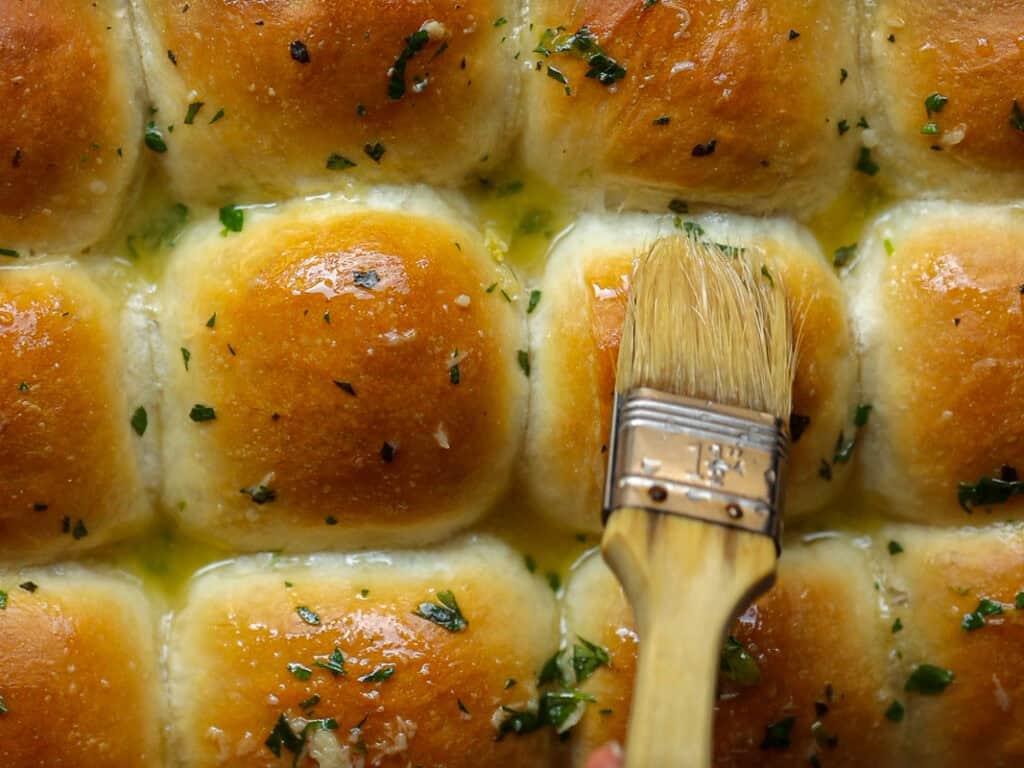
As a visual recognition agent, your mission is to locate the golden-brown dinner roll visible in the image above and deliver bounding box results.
[522,0,860,213]
[0,565,161,767]
[526,212,856,532]
[852,202,1024,524]
[0,1,143,254]
[0,261,154,563]
[881,524,1024,766]
[865,1,1024,198]
[565,537,896,767]
[168,536,560,767]
[132,0,520,204]
[159,189,527,551]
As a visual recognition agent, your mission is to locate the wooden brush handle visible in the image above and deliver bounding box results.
[602,507,778,768]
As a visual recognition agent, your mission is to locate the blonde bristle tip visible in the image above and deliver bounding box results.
[617,235,796,419]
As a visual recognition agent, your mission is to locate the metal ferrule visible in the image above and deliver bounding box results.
[603,387,788,549]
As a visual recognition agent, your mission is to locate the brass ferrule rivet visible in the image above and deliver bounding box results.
[726,503,743,519]
[648,485,668,503]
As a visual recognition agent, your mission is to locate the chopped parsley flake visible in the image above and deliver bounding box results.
[496,180,524,196]
[760,716,795,749]
[189,404,215,422]
[0,591,6,609]
[921,122,939,135]
[840,68,848,84]
[720,635,761,686]
[458,697,470,713]
[209,108,225,124]
[692,139,717,157]
[905,664,954,694]
[888,540,903,555]
[381,442,396,463]
[497,689,596,737]
[0,248,18,258]
[518,349,531,377]
[653,115,671,125]
[855,403,872,427]
[180,347,191,370]
[958,473,1024,512]
[130,406,148,436]
[206,313,216,328]
[924,92,948,116]
[572,637,610,683]
[856,146,879,176]
[546,65,570,95]
[1016,592,1024,609]
[358,664,395,683]
[326,153,356,171]
[19,582,36,593]
[296,606,321,626]
[288,662,313,681]
[313,647,346,676]
[240,484,276,504]
[144,123,167,153]
[0,695,7,714]
[1011,100,1024,133]
[962,597,1004,631]
[219,205,244,233]
[527,289,542,314]
[265,713,303,759]
[388,29,430,100]
[494,16,508,26]
[833,243,857,268]
[289,40,311,64]
[884,700,904,722]
[184,102,204,124]
[413,590,468,632]
[364,142,385,162]
[892,617,903,633]
[838,119,850,136]
[334,380,357,396]
[353,270,380,289]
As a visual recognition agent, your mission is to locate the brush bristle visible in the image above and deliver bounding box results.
[616,235,796,419]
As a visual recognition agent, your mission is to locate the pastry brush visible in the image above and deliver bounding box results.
[601,234,796,767]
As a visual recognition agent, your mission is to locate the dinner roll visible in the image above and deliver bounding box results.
[526,212,856,532]
[565,538,895,767]
[0,565,161,767]
[0,1,143,254]
[0,261,154,563]
[865,1,1024,199]
[160,189,527,551]
[168,536,560,767]
[522,0,860,213]
[881,524,1024,766]
[851,202,1024,524]
[132,0,520,204]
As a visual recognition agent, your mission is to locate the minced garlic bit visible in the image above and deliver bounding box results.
[454,293,471,308]
[484,225,509,263]
[420,20,448,41]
